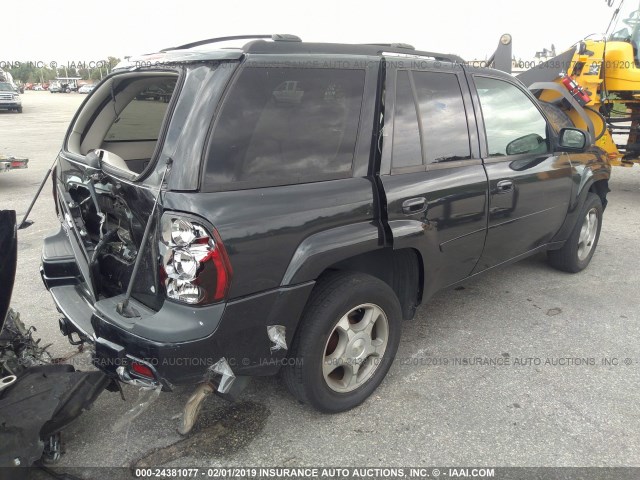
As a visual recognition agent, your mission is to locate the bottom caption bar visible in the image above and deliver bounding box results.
[8,466,640,480]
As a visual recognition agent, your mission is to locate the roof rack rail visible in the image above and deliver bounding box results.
[366,43,462,63]
[386,50,464,63]
[161,34,301,52]
[367,42,416,50]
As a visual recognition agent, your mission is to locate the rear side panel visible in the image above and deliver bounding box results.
[193,54,382,298]
[163,177,379,299]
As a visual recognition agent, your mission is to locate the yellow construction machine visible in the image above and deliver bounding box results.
[496,0,640,167]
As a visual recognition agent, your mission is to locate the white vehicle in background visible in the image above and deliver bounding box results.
[78,84,95,94]
[0,82,22,113]
[50,77,81,93]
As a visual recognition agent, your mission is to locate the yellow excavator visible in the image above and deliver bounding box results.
[494,0,640,167]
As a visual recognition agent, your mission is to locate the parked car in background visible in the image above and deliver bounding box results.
[0,82,22,113]
[33,84,44,91]
[78,84,95,94]
[0,155,28,172]
[50,78,80,93]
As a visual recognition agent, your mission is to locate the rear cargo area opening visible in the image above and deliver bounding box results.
[58,71,179,310]
[66,71,179,176]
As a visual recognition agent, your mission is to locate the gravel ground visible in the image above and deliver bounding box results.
[1,91,639,472]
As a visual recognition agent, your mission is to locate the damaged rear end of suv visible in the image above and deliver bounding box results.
[42,52,244,398]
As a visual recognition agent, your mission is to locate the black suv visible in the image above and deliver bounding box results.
[41,35,610,414]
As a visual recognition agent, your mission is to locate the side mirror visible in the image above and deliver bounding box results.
[506,133,546,155]
[558,128,590,152]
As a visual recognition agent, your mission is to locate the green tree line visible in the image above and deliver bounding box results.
[6,56,121,83]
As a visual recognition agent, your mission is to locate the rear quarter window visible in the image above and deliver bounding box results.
[105,78,177,141]
[204,66,366,190]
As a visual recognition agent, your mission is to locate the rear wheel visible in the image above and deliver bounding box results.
[283,272,402,412]
[548,193,603,272]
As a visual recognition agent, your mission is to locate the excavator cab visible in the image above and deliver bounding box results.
[508,0,640,167]
[609,3,640,67]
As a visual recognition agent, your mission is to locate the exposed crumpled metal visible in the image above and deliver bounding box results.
[208,357,235,394]
[267,325,287,352]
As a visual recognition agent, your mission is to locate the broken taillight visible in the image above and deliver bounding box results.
[159,215,232,305]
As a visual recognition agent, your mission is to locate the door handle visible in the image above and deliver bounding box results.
[402,197,427,215]
[496,180,514,194]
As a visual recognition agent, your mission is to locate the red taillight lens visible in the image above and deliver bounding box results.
[159,215,232,305]
[131,361,154,378]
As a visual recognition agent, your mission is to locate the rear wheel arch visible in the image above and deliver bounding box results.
[311,248,423,321]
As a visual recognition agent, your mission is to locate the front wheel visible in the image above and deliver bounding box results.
[548,192,603,273]
[283,272,402,413]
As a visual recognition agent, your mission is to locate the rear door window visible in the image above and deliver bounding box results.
[204,66,366,189]
[391,71,423,170]
[391,70,471,173]
[412,71,471,164]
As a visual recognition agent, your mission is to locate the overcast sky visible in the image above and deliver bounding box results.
[4,0,625,64]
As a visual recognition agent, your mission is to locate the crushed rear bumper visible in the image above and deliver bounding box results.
[42,226,314,389]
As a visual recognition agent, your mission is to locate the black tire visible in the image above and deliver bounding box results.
[539,101,574,131]
[283,271,402,413]
[16,107,22,113]
[548,193,603,273]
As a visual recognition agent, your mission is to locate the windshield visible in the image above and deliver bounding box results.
[609,1,640,41]
[0,83,14,92]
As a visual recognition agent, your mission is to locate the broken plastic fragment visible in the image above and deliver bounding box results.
[208,357,235,394]
[267,325,287,352]
[111,384,162,432]
[177,382,213,435]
